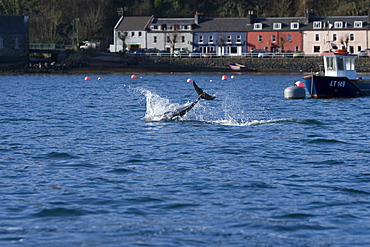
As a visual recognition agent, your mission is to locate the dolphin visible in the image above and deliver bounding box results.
[161,81,215,120]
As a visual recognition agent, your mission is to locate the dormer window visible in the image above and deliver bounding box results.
[254,23,262,30]
[291,22,299,29]
[313,21,322,29]
[334,21,343,28]
[152,25,158,30]
[273,23,281,30]
[354,21,363,28]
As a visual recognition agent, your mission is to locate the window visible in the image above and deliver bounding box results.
[131,31,135,37]
[228,47,238,54]
[199,35,204,43]
[209,36,214,44]
[332,33,337,41]
[271,35,276,42]
[152,25,158,30]
[166,36,170,43]
[295,46,299,52]
[236,35,241,43]
[334,21,343,28]
[154,36,157,44]
[357,45,362,52]
[315,34,320,42]
[258,35,262,42]
[313,46,320,53]
[287,34,292,42]
[227,35,232,43]
[349,33,354,41]
[348,45,354,54]
[313,21,322,29]
[291,22,299,29]
[326,57,335,70]
[273,23,281,29]
[181,36,185,43]
[138,32,142,37]
[354,21,363,28]
[346,57,355,70]
[182,25,189,30]
[254,23,262,30]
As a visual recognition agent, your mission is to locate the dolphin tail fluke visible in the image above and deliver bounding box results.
[193,81,216,100]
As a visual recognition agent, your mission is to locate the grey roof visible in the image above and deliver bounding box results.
[0,15,28,34]
[151,17,194,25]
[195,18,249,32]
[116,16,153,31]
[245,15,369,31]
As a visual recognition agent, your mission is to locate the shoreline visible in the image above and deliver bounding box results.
[2,54,370,75]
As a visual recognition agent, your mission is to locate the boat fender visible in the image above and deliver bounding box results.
[284,86,306,99]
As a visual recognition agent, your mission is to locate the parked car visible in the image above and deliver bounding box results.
[358,49,370,57]
[158,50,170,56]
[188,50,201,58]
[292,51,305,58]
[145,48,160,56]
[134,48,147,54]
[203,51,217,58]
[257,50,269,58]
[173,48,190,57]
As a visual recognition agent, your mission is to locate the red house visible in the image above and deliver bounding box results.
[245,11,307,53]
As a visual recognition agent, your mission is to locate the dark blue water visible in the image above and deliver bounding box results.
[1,73,370,246]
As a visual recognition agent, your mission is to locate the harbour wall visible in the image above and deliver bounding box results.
[143,56,370,73]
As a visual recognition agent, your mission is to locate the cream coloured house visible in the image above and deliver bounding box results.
[303,15,370,54]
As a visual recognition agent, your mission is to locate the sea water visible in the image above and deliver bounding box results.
[1,73,370,246]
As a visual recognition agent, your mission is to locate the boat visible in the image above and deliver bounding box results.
[228,63,248,71]
[303,49,370,98]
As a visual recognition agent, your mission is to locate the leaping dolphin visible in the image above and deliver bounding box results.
[161,80,215,120]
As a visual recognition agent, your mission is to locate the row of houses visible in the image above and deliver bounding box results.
[109,11,370,55]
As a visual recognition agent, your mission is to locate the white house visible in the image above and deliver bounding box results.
[109,16,153,53]
[146,17,194,52]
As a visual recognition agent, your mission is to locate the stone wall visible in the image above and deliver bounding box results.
[143,56,370,73]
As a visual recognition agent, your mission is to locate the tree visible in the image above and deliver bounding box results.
[167,24,180,54]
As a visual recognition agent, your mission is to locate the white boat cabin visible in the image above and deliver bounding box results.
[321,49,357,80]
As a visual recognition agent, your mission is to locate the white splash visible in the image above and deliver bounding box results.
[141,89,186,121]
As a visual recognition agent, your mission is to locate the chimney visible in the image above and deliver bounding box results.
[194,11,204,25]
[246,10,256,25]
[305,10,314,24]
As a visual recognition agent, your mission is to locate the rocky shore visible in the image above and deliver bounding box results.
[2,53,370,74]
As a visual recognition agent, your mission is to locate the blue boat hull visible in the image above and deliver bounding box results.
[303,74,370,98]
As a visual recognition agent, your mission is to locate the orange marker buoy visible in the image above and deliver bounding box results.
[222,75,227,80]
[84,76,91,81]
[295,81,305,87]
[187,78,193,82]
[131,75,137,79]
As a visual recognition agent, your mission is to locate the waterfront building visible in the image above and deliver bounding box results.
[0,15,29,65]
[302,14,370,54]
[192,15,248,56]
[109,16,153,53]
[245,11,304,53]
